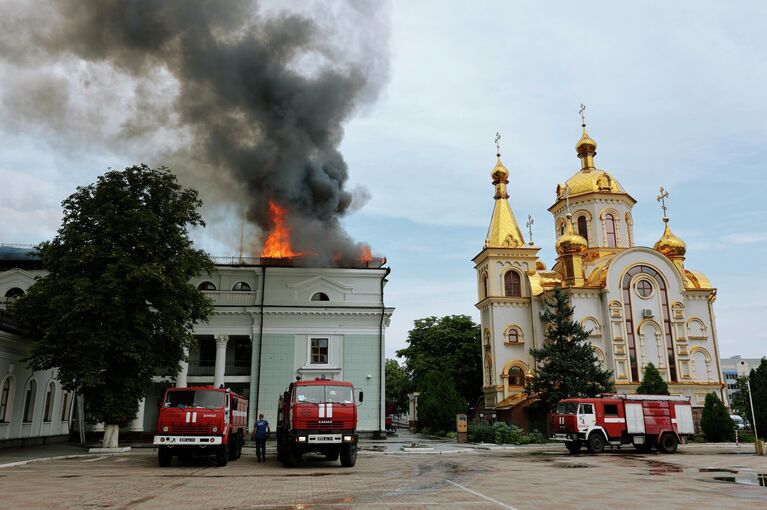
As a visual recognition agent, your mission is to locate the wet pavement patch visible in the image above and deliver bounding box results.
[700,468,738,474]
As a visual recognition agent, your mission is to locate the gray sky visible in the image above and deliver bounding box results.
[1,1,765,359]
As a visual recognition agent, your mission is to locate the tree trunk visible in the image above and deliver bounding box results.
[103,424,120,449]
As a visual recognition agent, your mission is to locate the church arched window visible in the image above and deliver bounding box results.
[605,214,617,248]
[577,216,589,242]
[508,367,524,387]
[504,271,522,297]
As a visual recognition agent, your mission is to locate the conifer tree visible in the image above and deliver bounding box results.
[700,392,735,442]
[527,288,613,411]
[417,371,467,434]
[636,363,670,395]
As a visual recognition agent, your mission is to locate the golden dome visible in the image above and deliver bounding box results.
[654,219,686,258]
[491,157,509,182]
[556,215,588,255]
[575,125,597,155]
[560,169,624,197]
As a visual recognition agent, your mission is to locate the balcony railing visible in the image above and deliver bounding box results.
[202,291,258,306]
[187,360,251,377]
[188,361,215,376]
[226,361,251,376]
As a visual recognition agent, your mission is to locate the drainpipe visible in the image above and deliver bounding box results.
[255,265,266,416]
[377,266,391,439]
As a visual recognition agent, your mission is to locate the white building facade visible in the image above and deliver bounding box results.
[474,124,725,429]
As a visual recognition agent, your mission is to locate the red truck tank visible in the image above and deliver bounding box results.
[153,386,248,467]
[552,394,695,454]
[276,378,362,467]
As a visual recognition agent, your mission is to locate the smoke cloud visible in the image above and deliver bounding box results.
[0,0,389,265]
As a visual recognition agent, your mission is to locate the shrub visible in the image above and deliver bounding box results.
[468,423,495,443]
[700,392,735,442]
[417,371,467,433]
[527,430,548,444]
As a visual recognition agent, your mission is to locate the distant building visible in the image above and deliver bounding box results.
[474,122,726,430]
[0,245,393,446]
[720,355,764,408]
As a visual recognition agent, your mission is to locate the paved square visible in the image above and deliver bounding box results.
[1,445,765,509]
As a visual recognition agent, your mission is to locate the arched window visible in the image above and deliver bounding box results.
[605,214,617,248]
[507,329,520,343]
[4,287,24,302]
[23,379,37,423]
[0,376,13,423]
[60,391,72,422]
[508,367,524,387]
[485,357,493,385]
[197,281,216,291]
[577,216,589,242]
[43,381,55,422]
[311,292,330,301]
[559,221,566,236]
[232,282,251,291]
[504,271,522,297]
[482,273,488,299]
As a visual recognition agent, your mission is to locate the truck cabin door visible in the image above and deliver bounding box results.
[577,403,596,432]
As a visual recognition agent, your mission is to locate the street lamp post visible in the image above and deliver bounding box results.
[746,378,758,438]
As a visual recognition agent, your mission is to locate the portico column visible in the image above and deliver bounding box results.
[129,398,146,432]
[214,334,229,388]
[176,347,189,388]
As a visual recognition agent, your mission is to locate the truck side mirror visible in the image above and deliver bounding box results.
[358,391,364,403]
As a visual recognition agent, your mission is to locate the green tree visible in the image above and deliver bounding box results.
[527,288,613,411]
[700,392,735,442]
[732,359,767,439]
[730,375,752,422]
[416,371,467,434]
[636,363,670,395]
[11,165,213,448]
[396,315,482,407]
[385,359,411,415]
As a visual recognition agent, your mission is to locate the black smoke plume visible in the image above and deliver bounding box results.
[0,0,389,265]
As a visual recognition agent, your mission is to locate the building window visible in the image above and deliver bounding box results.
[504,271,522,297]
[605,214,617,248]
[0,377,12,422]
[23,379,36,423]
[197,281,216,291]
[508,329,519,343]
[482,274,488,299]
[636,280,653,298]
[577,216,589,242]
[311,292,330,301]
[4,287,25,302]
[43,381,55,422]
[197,336,216,367]
[508,367,524,387]
[60,392,72,422]
[232,282,251,291]
[311,338,329,364]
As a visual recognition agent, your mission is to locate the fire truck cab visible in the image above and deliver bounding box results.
[552,394,695,454]
[153,386,248,467]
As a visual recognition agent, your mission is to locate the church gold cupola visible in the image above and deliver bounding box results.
[485,142,526,249]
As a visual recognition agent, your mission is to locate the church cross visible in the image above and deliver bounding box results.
[495,132,501,157]
[526,214,535,245]
[579,104,586,125]
[657,186,669,219]
[563,184,573,216]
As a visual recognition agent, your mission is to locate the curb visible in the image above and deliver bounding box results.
[0,452,134,470]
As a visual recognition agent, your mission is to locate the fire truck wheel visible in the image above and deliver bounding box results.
[587,432,606,453]
[216,444,229,466]
[157,446,172,467]
[657,433,678,454]
[228,434,240,461]
[236,432,243,459]
[324,450,340,461]
[340,443,357,467]
[565,440,582,453]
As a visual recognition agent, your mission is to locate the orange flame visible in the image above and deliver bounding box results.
[359,244,373,263]
[261,200,301,258]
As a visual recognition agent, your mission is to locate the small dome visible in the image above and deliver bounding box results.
[491,157,509,182]
[561,169,624,197]
[556,216,588,255]
[575,125,597,155]
[654,220,686,258]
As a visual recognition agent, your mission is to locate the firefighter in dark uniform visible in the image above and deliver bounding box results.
[252,413,270,462]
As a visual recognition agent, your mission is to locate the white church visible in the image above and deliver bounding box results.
[473,121,725,429]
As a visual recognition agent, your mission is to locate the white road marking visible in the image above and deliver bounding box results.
[446,479,518,510]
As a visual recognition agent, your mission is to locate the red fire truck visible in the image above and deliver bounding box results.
[276,378,362,467]
[153,386,248,467]
[552,394,695,454]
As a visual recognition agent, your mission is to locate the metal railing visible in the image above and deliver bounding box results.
[187,360,251,376]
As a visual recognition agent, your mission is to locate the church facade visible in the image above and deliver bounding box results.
[473,123,725,429]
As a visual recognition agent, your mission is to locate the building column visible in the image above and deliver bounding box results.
[176,347,189,388]
[129,398,146,432]
[214,334,229,388]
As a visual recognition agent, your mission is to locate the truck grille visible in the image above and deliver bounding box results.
[306,420,349,430]
[169,424,210,434]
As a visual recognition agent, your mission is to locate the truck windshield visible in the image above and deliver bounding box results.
[556,403,578,415]
[165,390,225,409]
[295,385,354,404]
